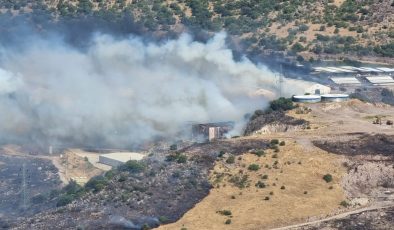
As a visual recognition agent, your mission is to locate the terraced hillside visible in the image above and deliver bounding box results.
[0,0,393,62]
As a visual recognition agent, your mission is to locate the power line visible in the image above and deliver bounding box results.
[20,162,29,210]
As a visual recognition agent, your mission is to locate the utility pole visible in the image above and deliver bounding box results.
[277,64,284,98]
[20,162,28,210]
[65,153,68,180]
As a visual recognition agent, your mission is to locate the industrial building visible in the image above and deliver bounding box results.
[330,77,361,85]
[312,66,394,75]
[304,84,331,95]
[99,152,145,167]
[310,65,394,87]
[365,76,394,86]
[283,79,332,96]
[321,94,349,102]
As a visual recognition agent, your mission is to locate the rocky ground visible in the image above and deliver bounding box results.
[159,99,394,230]
[244,110,309,136]
[12,139,268,230]
[297,206,394,230]
[0,154,61,228]
[7,99,394,230]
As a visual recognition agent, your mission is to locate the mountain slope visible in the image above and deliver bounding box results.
[0,0,393,61]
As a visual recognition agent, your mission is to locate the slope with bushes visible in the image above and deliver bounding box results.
[0,0,393,61]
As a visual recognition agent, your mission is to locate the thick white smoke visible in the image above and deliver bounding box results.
[0,32,297,148]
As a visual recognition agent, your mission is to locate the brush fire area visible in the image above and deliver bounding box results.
[157,99,394,230]
[3,99,392,230]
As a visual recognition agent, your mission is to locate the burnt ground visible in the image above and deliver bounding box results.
[313,134,394,159]
[349,87,394,106]
[243,111,308,135]
[13,138,269,230]
[0,155,61,228]
[302,207,394,230]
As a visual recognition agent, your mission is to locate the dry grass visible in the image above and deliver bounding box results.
[158,141,346,230]
[60,151,103,185]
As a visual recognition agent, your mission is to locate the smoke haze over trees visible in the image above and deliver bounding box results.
[0,30,286,149]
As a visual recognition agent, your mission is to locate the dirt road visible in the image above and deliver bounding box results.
[272,202,394,230]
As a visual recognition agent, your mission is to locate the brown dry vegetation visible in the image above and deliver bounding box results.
[159,141,346,230]
[159,99,394,230]
[58,151,103,185]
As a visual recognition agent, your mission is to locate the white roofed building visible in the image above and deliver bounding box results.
[304,83,331,95]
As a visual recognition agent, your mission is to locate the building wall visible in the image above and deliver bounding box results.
[321,97,349,102]
[208,127,220,141]
[99,156,123,167]
[305,84,331,95]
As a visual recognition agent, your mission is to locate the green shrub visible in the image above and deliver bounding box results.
[255,181,266,188]
[226,156,235,164]
[31,194,46,204]
[225,219,232,224]
[262,174,268,180]
[85,176,108,193]
[104,170,116,179]
[270,139,279,145]
[218,151,225,158]
[159,216,170,224]
[56,194,74,207]
[323,174,333,183]
[340,200,350,207]
[166,153,188,164]
[170,144,177,150]
[280,185,286,190]
[218,210,232,216]
[248,164,260,171]
[229,175,249,189]
[119,160,146,173]
[176,154,188,163]
[252,150,265,157]
[118,175,127,182]
[269,98,295,111]
[279,141,285,146]
[299,24,309,32]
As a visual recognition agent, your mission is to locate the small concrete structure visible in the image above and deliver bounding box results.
[292,95,321,103]
[99,152,145,167]
[321,94,349,102]
[191,122,234,143]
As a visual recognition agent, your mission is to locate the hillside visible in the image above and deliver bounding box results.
[0,0,393,62]
[10,99,394,230]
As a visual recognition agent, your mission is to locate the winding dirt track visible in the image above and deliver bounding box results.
[272,202,394,230]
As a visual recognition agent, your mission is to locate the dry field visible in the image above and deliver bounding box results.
[159,141,346,230]
[159,99,394,230]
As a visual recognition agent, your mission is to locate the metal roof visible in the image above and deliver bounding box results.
[366,76,394,85]
[313,66,394,74]
[376,67,394,73]
[330,77,361,84]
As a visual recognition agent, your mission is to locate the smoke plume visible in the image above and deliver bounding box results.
[0,32,300,149]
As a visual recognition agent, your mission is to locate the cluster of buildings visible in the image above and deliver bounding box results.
[312,66,394,86]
